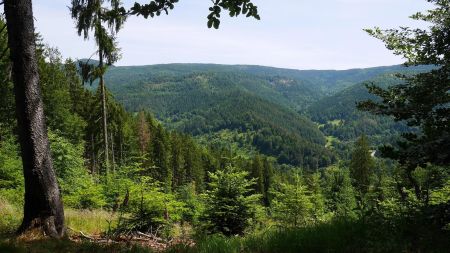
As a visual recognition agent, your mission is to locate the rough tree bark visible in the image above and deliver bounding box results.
[4,0,65,238]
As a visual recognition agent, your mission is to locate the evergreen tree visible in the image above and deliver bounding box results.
[202,164,261,236]
[324,166,357,218]
[38,47,87,145]
[271,173,313,227]
[136,111,151,158]
[170,133,184,188]
[349,135,375,198]
[262,157,274,206]
[307,172,326,222]
[70,0,125,175]
[250,154,264,195]
[0,18,15,135]
[151,124,171,189]
[182,136,204,189]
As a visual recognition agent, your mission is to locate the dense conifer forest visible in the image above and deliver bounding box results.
[0,0,449,252]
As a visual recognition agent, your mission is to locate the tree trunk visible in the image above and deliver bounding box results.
[110,131,115,173]
[120,135,123,166]
[406,168,422,201]
[91,133,96,174]
[99,50,109,175]
[4,0,65,238]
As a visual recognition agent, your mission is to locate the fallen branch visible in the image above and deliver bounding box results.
[67,227,96,241]
[136,231,165,242]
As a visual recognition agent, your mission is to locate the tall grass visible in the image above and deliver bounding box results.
[0,197,116,236]
[167,217,450,253]
[167,220,364,253]
[65,209,117,236]
[0,197,21,236]
[243,220,365,253]
[166,234,242,253]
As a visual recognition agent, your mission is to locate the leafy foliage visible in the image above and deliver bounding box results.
[127,0,260,29]
[360,0,450,168]
[49,131,105,209]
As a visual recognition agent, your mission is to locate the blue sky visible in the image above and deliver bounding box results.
[34,0,432,70]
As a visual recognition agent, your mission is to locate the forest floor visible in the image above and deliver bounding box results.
[0,198,198,252]
[0,238,159,253]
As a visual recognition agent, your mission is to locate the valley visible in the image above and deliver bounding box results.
[102,63,430,167]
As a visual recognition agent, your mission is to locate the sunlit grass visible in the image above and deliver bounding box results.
[0,197,21,236]
[0,198,116,237]
[65,209,117,236]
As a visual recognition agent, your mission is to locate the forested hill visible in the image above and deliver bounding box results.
[233,64,434,93]
[103,68,334,169]
[102,63,432,112]
[99,63,431,168]
[307,75,411,157]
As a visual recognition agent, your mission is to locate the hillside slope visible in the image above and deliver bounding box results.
[307,74,416,157]
[100,63,431,166]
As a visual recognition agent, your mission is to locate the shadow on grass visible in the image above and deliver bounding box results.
[0,238,153,253]
[166,215,450,253]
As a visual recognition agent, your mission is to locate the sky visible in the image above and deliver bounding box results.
[34,0,432,70]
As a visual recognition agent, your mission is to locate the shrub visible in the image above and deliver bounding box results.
[117,176,185,237]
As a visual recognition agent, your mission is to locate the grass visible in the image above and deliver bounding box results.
[166,235,242,253]
[166,221,363,253]
[3,219,448,253]
[0,197,117,236]
[0,198,144,253]
[0,197,21,236]
[0,200,117,236]
[166,218,450,253]
[65,209,117,236]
